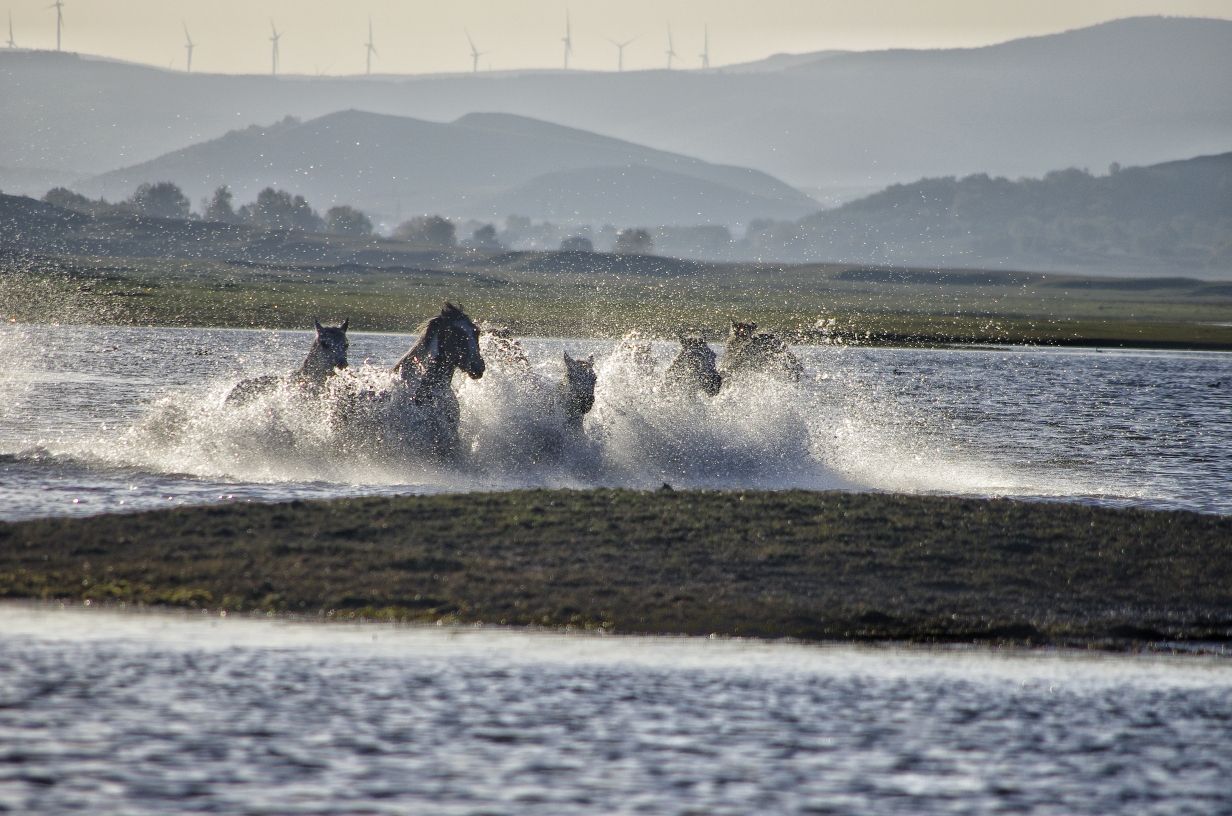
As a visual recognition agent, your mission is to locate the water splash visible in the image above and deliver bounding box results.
[2,325,1192,513]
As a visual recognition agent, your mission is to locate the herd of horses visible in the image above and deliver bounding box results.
[224,303,803,458]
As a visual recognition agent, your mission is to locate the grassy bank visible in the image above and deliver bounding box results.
[3,252,1232,348]
[2,490,1229,648]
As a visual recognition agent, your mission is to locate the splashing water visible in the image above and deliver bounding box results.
[2,324,1230,519]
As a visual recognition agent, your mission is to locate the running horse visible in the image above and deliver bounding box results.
[226,319,349,405]
[391,303,486,456]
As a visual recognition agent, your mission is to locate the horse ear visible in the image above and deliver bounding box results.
[586,354,594,365]
[340,319,349,333]
[314,319,323,334]
[563,351,574,364]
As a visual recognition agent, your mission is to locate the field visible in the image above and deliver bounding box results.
[3,248,1232,347]
[2,490,1229,648]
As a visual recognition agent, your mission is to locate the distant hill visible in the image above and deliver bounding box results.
[749,152,1232,276]
[73,110,816,227]
[1,17,1229,195]
[480,164,816,226]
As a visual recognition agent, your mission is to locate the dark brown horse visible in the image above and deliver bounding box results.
[391,303,485,455]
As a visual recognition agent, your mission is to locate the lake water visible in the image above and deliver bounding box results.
[1,323,1229,520]
[2,604,1230,815]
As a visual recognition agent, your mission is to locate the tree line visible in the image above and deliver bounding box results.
[43,183,379,238]
[39,181,664,255]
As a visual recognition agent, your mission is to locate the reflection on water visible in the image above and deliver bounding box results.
[1,323,1230,520]
[2,605,1230,815]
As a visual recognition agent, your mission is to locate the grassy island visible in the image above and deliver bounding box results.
[2,490,1229,649]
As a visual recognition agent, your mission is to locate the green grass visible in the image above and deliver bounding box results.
[3,250,1232,347]
[2,489,1229,647]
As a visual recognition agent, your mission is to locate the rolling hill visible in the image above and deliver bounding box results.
[747,152,1232,276]
[73,110,818,227]
[1,16,1228,197]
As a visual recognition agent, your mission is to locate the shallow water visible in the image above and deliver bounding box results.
[1,604,1230,815]
[1,323,1230,520]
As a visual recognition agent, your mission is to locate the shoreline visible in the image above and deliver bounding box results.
[2,489,1229,651]
[4,256,1231,351]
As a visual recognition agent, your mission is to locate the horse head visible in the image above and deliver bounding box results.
[393,303,485,396]
[312,319,350,371]
[438,303,485,379]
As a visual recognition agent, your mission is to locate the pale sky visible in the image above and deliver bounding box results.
[7,0,1232,75]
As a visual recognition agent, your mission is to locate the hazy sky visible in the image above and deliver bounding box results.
[7,0,1232,75]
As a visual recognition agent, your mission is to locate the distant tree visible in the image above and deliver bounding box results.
[468,223,502,250]
[614,227,653,255]
[325,205,374,236]
[559,235,593,252]
[127,182,191,219]
[203,186,238,223]
[505,214,532,232]
[43,187,105,215]
[239,187,324,232]
[394,215,456,248]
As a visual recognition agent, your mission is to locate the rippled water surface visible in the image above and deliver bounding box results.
[2,605,1230,815]
[1,323,1230,519]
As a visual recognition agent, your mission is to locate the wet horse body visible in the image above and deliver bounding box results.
[226,320,349,405]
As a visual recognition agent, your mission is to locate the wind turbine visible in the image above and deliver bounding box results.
[269,20,281,76]
[561,10,572,70]
[607,36,635,72]
[6,11,16,49]
[183,23,195,73]
[49,0,63,52]
[364,17,377,75]
[465,29,487,74]
[699,24,710,69]
[665,25,676,69]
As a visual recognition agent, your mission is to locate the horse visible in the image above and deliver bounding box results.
[225,319,349,405]
[719,320,804,383]
[555,352,597,433]
[663,334,722,397]
[390,303,485,456]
